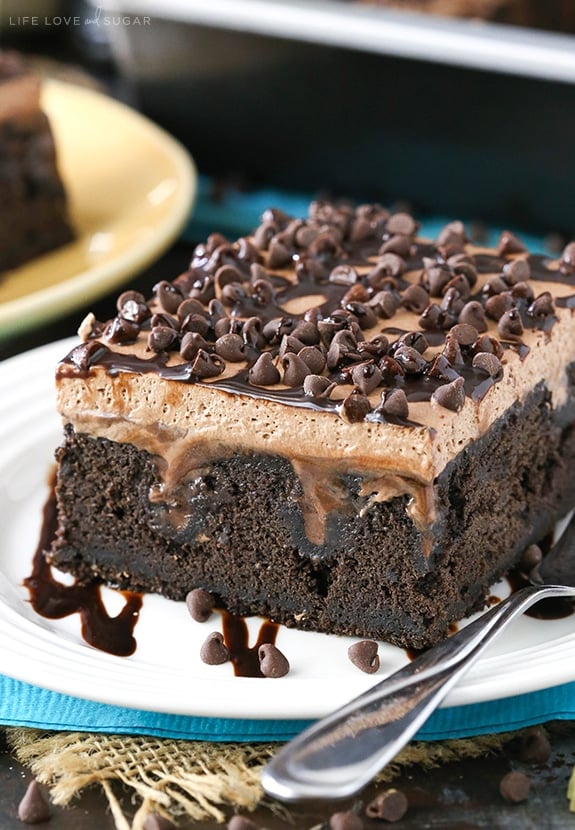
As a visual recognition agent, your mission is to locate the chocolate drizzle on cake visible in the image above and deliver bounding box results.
[57,203,575,427]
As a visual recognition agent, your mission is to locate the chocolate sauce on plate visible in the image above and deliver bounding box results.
[221,610,280,677]
[24,482,142,656]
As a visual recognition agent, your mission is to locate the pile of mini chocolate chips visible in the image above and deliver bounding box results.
[83,203,574,424]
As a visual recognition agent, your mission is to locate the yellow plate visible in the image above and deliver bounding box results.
[0,79,196,339]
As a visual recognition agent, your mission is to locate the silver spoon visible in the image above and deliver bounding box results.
[262,514,575,801]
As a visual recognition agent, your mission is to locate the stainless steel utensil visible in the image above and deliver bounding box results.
[262,514,575,801]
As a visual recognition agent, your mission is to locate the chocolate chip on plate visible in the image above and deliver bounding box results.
[200,632,230,665]
[258,643,290,678]
[348,640,380,674]
[186,588,215,622]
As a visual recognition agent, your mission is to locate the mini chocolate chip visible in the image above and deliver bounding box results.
[251,278,274,306]
[221,282,247,307]
[378,355,405,384]
[342,284,369,306]
[344,301,378,330]
[379,233,412,257]
[242,317,266,349]
[148,326,178,353]
[472,334,504,358]
[154,280,184,314]
[200,632,230,665]
[424,261,452,297]
[397,331,429,354]
[386,211,417,236]
[206,298,227,322]
[559,241,575,274]
[503,257,530,284]
[348,640,380,674]
[369,290,399,320]
[472,352,503,379]
[528,291,555,318]
[497,230,527,256]
[449,322,479,346]
[499,770,531,803]
[349,217,373,243]
[104,316,139,344]
[436,220,466,248]
[401,283,429,313]
[278,334,305,359]
[419,303,445,331]
[519,543,543,574]
[432,376,466,412]
[484,275,508,296]
[303,374,335,398]
[186,588,215,622]
[282,353,311,387]
[253,220,276,251]
[350,362,382,395]
[262,317,295,344]
[452,260,478,288]
[299,345,326,374]
[258,643,290,677]
[327,330,359,370]
[341,389,372,422]
[443,274,471,301]
[442,333,463,366]
[393,344,427,374]
[267,237,292,269]
[458,301,487,333]
[329,810,364,830]
[249,353,281,386]
[215,333,246,362]
[376,252,405,277]
[180,331,209,361]
[366,788,409,822]
[180,312,210,337]
[485,291,515,321]
[329,264,359,286]
[511,281,535,301]
[68,340,110,372]
[291,320,320,346]
[18,781,51,824]
[498,308,524,339]
[236,237,260,263]
[295,222,321,247]
[381,388,409,419]
[227,816,260,830]
[440,286,465,317]
[359,334,389,358]
[117,290,150,324]
[151,312,178,330]
[519,726,552,764]
[191,349,225,379]
[143,813,176,830]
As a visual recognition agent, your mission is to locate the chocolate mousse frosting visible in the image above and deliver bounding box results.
[50,202,575,648]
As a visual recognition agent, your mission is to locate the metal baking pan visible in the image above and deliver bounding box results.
[99,0,575,233]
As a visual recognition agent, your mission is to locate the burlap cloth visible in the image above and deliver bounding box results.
[5,726,530,829]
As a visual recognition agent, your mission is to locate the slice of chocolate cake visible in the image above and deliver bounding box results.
[0,50,73,272]
[49,203,575,648]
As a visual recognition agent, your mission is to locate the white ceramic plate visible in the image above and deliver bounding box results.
[1,339,575,720]
[0,80,196,340]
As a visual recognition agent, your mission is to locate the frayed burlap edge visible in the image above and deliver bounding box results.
[6,727,518,828]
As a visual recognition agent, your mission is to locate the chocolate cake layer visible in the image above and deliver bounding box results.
[52,375,575,649]
[0,51,73,272]
[50,201,575,648]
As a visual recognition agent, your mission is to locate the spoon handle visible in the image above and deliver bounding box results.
[262,583,575,801]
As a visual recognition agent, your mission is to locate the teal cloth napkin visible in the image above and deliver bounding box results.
[1,179,566,742]
[2,673,575,741]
